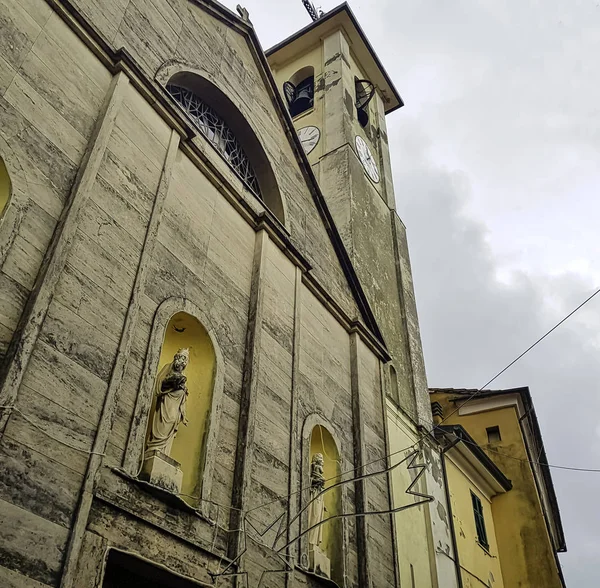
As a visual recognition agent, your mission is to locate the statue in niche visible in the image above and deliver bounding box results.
[146,348,190,457]
[308,452,326,549]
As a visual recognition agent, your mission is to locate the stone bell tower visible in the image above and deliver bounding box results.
[267,3,431,427]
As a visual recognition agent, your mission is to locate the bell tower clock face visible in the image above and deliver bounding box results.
[355,135,380,184]
[298,125,320,155]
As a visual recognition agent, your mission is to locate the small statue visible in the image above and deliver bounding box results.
[146,348,190,457]
[307,453,326,549]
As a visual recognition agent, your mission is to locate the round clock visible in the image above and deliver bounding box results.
[355,135,380,184]
[298,125,320,155]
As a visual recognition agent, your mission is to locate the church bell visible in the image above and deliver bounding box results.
[285,77,314,118]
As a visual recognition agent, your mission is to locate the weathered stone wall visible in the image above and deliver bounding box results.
[0,2,112,359]
[0,1,398,587]
[67,0,362,323]
[305,27,432,429]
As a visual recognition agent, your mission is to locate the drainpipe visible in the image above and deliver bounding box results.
[441,438,464,588]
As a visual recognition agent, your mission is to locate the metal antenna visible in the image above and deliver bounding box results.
[302,0,323,21]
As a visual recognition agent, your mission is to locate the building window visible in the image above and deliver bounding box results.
[471,491,489,549]
[167,84,261,197]
[284,66,315,118]
[0,157,11,221]
[486,426,501,444]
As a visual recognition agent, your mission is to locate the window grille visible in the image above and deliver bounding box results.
[167,84,261,197]
[471,491,489,549]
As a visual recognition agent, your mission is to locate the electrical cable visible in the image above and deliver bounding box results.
[447,432,600,473]
[0,405,106,456]
[245,282,600,522]
[430,283,600,434]
[211,257,600,587]
[199,282,600,584]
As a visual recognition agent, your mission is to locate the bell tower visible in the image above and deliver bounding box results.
[267,3,431,427]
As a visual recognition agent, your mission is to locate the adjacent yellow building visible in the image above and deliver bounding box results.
[431,387,567,588]
[436,424,510,588]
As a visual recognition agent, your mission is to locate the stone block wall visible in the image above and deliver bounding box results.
[0,1,400,587]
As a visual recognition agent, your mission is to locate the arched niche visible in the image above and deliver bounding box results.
[0,157,11,221]
[0,143,28,269]
[126,298,224,513]
[143,312,215,503]
[302,415,345,585]
[158,65,285,225]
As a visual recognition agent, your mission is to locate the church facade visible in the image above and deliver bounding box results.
[0,1,455,587]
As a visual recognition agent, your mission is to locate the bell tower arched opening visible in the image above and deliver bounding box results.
[285,66,315,118]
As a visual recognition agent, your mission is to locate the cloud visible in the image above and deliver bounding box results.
[226,1,600,582]
[393,120,600,586]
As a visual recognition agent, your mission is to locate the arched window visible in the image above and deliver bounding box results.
[167,84,260,196]
[308,424,343,583]
[284,66,315,118]
[389,365,399,404]
[0,157,11,221]
[165,71,285,224]
[142,311,216,506]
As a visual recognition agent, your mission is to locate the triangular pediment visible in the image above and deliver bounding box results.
[66,0,386,349]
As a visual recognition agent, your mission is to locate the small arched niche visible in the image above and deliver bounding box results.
[0,157,11,221]
[165,71,285,225]
[143,312,216,506]
[285,66,315,118]
[389,365,399,404]
[308,424,343,583]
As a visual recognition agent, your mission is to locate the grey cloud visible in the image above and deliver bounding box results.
[394,120,600,586]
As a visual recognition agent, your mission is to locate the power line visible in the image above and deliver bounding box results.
[449,432,600,473]
[247,282,600,520]
[430,283,600,434]
[213,283,600,584]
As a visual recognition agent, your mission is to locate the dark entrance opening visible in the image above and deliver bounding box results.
[103,550,204,588]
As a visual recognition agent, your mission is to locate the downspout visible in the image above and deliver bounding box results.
[441,439,464,588]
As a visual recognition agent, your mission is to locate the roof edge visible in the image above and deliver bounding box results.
[430,386,567,552]
[266,2,404,113]
[438,424,513,492]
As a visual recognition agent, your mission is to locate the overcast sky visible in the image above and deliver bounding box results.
[225,1,600,584]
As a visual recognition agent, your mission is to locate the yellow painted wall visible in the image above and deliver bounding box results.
[0,158,11,220]
[387,402,434,588]
[431,393,564,588]
[310,425,342,583]
[148,312,216,505]
[445,458,504,588]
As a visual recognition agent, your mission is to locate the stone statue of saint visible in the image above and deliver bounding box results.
[146,348,190,457]
[307,452,326,549]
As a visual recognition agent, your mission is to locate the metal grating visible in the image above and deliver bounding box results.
[167,84,261,197]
